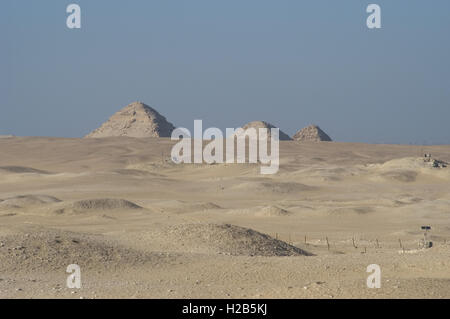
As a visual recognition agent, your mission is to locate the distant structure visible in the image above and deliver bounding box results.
[239,121,292,141]
[85,102,175,138]
[293,125,332,142]
[423,154,448,168]
[420,226,432,248]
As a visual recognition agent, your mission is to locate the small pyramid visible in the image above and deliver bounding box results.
[238,121,292,141]
[85,102,175,138]
[293,125,332,142]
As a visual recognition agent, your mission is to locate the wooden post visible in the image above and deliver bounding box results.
[304,235,307,245]
[399,239,404,252]
[352,237,357,249]
[326,237,330,251]
[376,239,380,249]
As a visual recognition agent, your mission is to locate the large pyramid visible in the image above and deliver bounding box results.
[238,121,292,141]
[293,125,332,142]
[85,102,175,138]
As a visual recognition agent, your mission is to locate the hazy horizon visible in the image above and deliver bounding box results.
[1,0,450,144]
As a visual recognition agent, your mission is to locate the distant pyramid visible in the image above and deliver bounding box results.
[238,121,292,141]
[85,102,175,138]
[293,125,332,142]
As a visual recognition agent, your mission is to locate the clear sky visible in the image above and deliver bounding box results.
[1,0,449,144]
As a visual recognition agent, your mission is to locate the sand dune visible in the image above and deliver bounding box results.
[0,166,51,175]
[151,223,312,256]
[330,206,375,215]
[0,229,179,273]
[231,181,317,194]
[50,198,142,215]
[0,195,61,209]
[227,205,292,217]
[365,157,450,182]
[72,198,142,211]
[0,137,449,298]
[380,170,418,182]
[151,200,222,214]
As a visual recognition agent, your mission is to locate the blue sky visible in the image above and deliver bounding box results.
[1,0,450,144]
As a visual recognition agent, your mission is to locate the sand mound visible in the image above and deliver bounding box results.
[156,223,311,256]
[368,157,449,172]
[85,101,175,138]
[228,205,291,217]
[366,157,450,182]
[113,169,165,178]
[291,166,358,182]
[255,206,291,217]
[237,121,292,141]
[155,200,222,214]
[381,170,418,182]
[371,157,424,170]
[72,199,142,211]
[233,181,316,194]
[0,166,51,174]
[52,199,142,215]
[293,125,332,142]
[187,202,222,210]
[330,206,375,215]
[0,229,178,273]
[0,195,61,209]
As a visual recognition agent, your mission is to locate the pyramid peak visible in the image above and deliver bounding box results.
[241,121,292,141]
[121,101,159,113]
[293,124,332,142]
[243,121,275,128]
[125,101,148,108]
[85,102,175,138]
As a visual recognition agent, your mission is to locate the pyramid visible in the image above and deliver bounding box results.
[293,125,332,142]
[238,121,292,141]
[85,102,175,138]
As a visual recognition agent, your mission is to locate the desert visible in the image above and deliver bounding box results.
[0,131,449,299]
[3,1,450,304]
